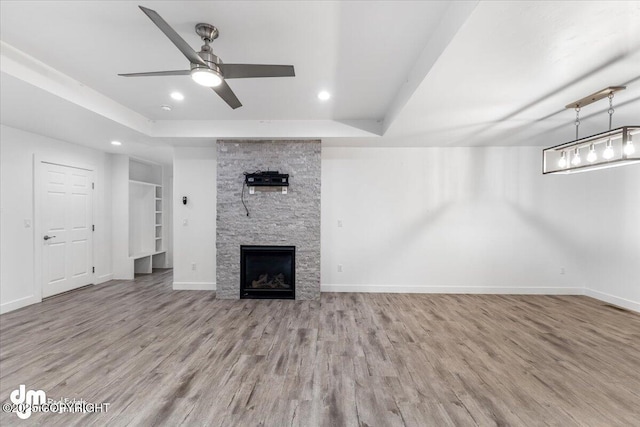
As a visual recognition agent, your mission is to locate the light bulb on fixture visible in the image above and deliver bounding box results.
[571,147,581,165]
[317,91,331,101]
[558,151,567,168]
[587,143,597,163]
[603,139,614,160]
[190,67,222,87]
[624,136,635,156]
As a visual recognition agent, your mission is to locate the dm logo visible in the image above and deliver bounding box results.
[10,385,46,419]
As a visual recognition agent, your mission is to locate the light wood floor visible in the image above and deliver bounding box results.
[1,270,639,426]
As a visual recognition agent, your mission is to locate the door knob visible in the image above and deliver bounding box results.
[43,235,56,241]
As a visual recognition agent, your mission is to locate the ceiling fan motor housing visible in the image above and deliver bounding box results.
[193,47,222,75]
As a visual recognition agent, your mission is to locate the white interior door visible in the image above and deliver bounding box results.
[41,162,94,298]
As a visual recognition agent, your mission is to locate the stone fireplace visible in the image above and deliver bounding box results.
[216,140,321,300]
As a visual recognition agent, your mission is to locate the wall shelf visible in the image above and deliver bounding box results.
[128,159,165,275]
[131,250,166,259]
[112,155,171,280]
[131,250,166,274]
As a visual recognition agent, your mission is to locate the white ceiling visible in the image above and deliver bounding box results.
[1,1,639,164]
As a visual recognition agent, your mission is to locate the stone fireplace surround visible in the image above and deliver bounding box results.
[216,140,321,300]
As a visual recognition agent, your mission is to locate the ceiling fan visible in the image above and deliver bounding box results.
[118,6,295,109]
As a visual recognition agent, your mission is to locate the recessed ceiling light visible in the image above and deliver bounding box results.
[111,140,122,146]
[317,90,331,101]
[160,104,173,111]
[170,92,184,101]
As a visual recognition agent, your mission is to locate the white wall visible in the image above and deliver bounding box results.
[129,158,162,184]
[110,154,131,279]
[161,164,174,268]
[0,125,113,313]
[581,164,640,312]
[321,146,592,294]
[172,147,216,290]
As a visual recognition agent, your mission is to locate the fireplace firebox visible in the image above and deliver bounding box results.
[240,245,295,299]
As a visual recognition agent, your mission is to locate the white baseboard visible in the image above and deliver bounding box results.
[0,295,41,315]
[320,284,583,295]
[96,273,113,284]
[584,288,640,313]
[173,282,216,291]
[4,283,636,314]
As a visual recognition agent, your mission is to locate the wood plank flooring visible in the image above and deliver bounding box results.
[1,270,639,426]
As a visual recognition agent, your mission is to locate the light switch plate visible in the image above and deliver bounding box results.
[249,186,255,195]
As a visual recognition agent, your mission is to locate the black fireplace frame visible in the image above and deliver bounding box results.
[240,245,295,299]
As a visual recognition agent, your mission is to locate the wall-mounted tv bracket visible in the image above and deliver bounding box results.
[245,171,289,194]
[241,170,290,216]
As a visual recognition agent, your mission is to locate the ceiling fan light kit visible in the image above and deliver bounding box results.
[117,6,295,109]
[190,67,223,87]
[543,86,640,174]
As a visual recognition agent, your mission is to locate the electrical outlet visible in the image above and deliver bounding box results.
[183,219,188,226]
[560,267,565,275]
[191,262,197,271]
[337,220,343,228]
[337,264,343,273]
[24,219,31,228]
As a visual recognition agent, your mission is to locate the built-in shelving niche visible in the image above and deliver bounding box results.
[129,159,166,274]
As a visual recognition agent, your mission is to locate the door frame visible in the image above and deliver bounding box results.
[34,155,96,300]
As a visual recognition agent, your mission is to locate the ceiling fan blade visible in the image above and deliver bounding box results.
[219,64,295,79]
[212,81,242,109]
[138,6,207,67]
[118,70,190,77]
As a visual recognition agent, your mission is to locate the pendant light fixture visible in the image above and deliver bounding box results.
[543,86,640,174]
